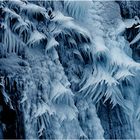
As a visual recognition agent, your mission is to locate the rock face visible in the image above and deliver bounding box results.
[0,0,140,139]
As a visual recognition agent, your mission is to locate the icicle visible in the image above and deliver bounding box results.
[0,76,13,109]
[45,37,59,51]
[130,32,140,45]
[27,30,46,46]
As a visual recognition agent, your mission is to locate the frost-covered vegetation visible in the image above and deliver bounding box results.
[0,0,140,139]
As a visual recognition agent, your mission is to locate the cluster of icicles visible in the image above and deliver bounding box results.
[0,0,140,139]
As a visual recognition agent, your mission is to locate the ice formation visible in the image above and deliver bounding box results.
[0,0,140,139]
